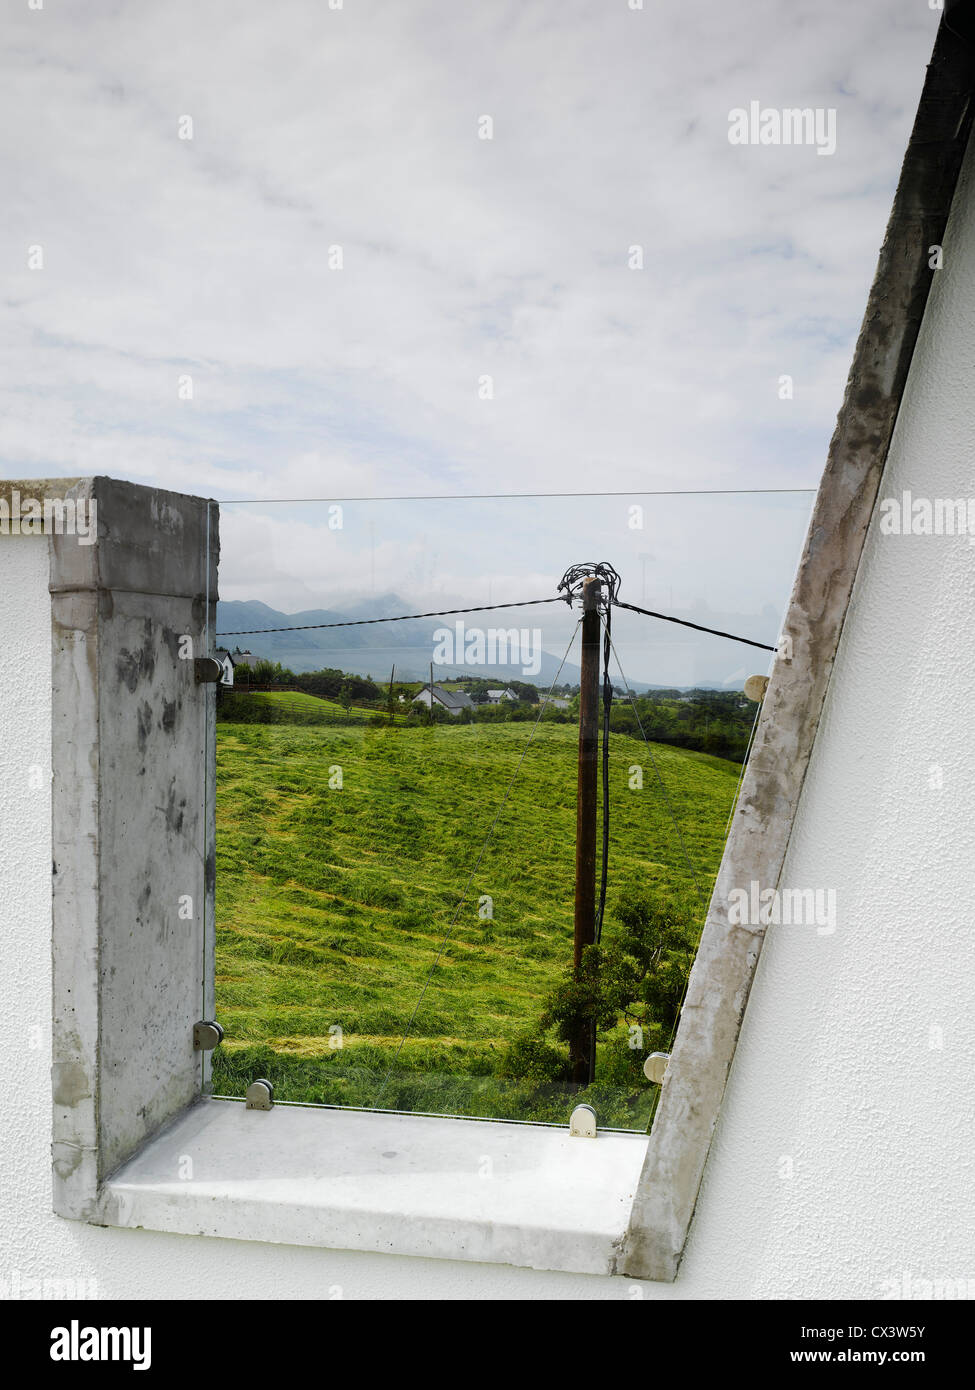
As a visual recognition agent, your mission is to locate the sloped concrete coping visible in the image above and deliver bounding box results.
[619,19,975,1280]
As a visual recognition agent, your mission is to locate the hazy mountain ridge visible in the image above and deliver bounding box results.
[215,594,769,690]
[215,594,585,684]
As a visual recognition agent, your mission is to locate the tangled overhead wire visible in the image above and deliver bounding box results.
[557,561,621,609]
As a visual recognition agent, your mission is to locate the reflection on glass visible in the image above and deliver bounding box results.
[207,491,811,1130]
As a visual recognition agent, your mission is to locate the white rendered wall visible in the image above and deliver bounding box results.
[4,140,975,1299]
[677,127,975,1297]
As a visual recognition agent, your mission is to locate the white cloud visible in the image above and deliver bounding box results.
[0,0,938,506]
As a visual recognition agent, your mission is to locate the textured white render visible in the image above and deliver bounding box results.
[3,138,975,1299]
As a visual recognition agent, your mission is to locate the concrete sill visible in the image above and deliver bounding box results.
[97,1098,650,1276]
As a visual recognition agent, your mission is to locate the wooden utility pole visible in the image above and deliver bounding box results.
[388,664,396,723]
[570,575,601,1085]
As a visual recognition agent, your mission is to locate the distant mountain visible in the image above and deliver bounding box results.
[215,594,589,686]
[214,595,767,691]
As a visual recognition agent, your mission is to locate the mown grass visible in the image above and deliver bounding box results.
[219,689,406,726]
[213,702,740,1128]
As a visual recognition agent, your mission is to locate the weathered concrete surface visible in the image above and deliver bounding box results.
[98,1099,650,1277]
[0,478,82,507]
[49,476,218,1219]
[620,20,975,1281]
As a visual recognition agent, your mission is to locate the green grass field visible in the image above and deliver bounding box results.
[212,697,740,1128]
[219,688,408,725]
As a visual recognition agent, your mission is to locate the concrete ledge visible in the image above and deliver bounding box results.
[98,1099,649,1276]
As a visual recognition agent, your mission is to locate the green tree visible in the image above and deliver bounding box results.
[508,680,539,703]
[249,658,296,686]
[501,884,696,1085]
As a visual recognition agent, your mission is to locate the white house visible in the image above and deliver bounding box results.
[485,687,517,704]
[213,649,236,687]
[411,683,474,716]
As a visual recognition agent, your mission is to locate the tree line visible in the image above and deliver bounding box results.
[223,659,758,761]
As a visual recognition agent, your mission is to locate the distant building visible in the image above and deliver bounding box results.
[231,649,257,669]
[411,684,474,717]
[485,688,517,704]
[213,649,236,687]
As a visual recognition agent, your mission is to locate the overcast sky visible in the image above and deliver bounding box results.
[2,0,941,494]
[0,0,944,672]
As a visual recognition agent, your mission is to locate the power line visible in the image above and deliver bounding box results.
[216,487,817,504]
[613,600,777,652]
[216,596,564,637]
[605,631,768,1095]
[603,631,709,1133]
[605,631,708,915]
[218,592,778,652]
[723,698,764,842]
